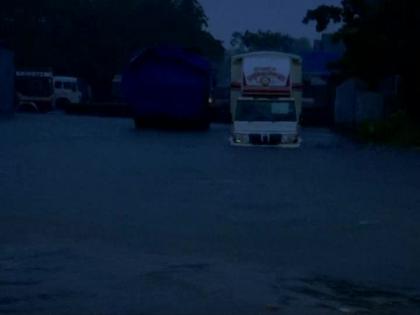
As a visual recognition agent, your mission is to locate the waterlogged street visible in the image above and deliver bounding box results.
[1,114,420,315]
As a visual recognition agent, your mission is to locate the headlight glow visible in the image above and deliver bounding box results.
[282,134,298,144]
[233,133,248,144]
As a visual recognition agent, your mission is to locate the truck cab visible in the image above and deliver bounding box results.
[230,51,303,147]
[53,76,85,109]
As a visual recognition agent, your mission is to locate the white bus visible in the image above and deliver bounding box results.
[230,51,303,147]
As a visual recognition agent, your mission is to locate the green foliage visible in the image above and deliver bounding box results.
[0,0,224,97]
[231,30,311,54]
[303,5,342,32]
[358,111,420,146]
[304,0,420,118]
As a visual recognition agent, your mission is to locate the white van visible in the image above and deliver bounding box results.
[53,76,88,108]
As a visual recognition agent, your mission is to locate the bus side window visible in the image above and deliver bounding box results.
[55,81,62,89]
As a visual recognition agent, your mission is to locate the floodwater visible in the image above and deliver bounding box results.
[1,114,420,315]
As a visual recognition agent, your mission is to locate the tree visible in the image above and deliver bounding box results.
[304,0,420,117]
[175,0,208,31]
[0,0,225,98]
[291,37,312,54]
[231,30,294,53]
[231,30,312,54]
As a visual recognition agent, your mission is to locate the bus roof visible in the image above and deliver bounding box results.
[232,51,302,63]
[54,76,79,82]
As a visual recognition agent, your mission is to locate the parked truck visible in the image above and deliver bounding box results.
[122,47,212,129]
[16,69,54,112]
[53,76,92,109]
[230,51,303,147]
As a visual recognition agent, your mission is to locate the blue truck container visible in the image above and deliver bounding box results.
[122,47,212,129]
[0,47,15,117]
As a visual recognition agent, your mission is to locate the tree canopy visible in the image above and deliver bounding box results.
[231,30,312,54]
[304,0,420,116]
[0,0,225,98]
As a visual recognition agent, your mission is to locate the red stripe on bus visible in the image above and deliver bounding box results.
[231,83,303,91]
[243,88,291,93]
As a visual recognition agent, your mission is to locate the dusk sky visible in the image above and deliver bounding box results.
[199,0,341,45]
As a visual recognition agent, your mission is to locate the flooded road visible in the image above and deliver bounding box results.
[1,114,420,314]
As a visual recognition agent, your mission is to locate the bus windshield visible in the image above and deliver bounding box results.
[236,100,297,122]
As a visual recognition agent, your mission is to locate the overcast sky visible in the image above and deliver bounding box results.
[199,0,341,45]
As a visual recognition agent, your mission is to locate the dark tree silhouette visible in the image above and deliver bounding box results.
[231,30,311,54]
[304,0,420,117]
[0,0,224,99]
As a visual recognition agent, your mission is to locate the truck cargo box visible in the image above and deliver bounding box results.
[122,47,211,129]
[0,47,15,116]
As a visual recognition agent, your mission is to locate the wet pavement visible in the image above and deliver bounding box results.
[1,114,420,315]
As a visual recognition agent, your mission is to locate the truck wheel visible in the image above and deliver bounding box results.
[17,103,39,113]
[134,118,142,129]
[196,106,211,130]
[196,117,210,131]
[56,98,70,110]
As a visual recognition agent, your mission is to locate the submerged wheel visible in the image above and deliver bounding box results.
[17,102,39,113]
[196,106,210,131]
[134,118,142,129]
[56,98,70,110]
[196,118,210,131]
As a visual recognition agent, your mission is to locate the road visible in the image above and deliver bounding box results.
[1,114,420,315]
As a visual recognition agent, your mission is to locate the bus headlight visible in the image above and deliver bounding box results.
[233,133,248,144]
[282,134,298,144]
